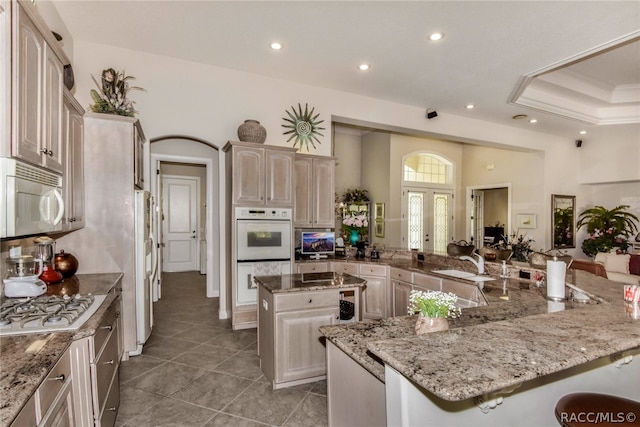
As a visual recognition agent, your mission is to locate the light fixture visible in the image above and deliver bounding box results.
[465,104,475,109]
[358,63,370,71]
[529,118,538,123]
[512,114,528,120]
[429,32,444,41]
[426,109,438,119]
[270,42,282,50]
[579,130,587,135]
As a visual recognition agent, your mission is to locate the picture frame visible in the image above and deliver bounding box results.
[375,202,385,220]
[375,220,385,237]
[516,213,536,229]
[551,194,576,249]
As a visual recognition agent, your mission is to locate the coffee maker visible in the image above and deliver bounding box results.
[355,241,366,259]
[34,236,63,285]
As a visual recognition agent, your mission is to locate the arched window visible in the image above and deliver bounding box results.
[403,153,451,184]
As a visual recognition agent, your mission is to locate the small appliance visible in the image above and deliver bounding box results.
[3,255,47,298]
[34,236,63,285]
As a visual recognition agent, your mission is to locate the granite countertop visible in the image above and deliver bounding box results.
[254,272,367,293]
[321,268,640,402]
[0,273,123,427]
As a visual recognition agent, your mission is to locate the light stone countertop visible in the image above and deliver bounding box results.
[320,265,640,402]
[0,273,123,427]
[254,272,367,293]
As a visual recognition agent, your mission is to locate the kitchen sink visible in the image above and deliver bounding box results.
[432,269,496,282]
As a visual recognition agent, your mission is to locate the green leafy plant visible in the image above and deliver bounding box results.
[495,231,534,262]
[89,68,144,117]
[408,290,461,318]
[577,205,639,257]
[342,187,370,204]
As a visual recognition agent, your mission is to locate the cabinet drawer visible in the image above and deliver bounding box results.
[11,395,36,426]
[359,264,387,277]
[99,370,120,427]
[37,348,71,416]
[274,290,339,312]
[93,326,120,409]
[331,262,358,275]
[412,273,442,291]
[297,263,328,273]
[390,268,412,282]
[94,299,120,357]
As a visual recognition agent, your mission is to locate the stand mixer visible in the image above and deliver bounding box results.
[34,236,63,285]
[3,255,47,297]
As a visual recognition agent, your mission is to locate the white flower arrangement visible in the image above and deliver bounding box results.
[408,290,462,318]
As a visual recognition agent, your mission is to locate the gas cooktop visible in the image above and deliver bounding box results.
[0,294,106,337]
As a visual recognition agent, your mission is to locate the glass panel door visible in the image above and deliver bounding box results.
[404,188,453,254]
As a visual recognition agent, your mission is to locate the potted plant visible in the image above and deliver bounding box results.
[577,205,639,257]
[408,290,461,335]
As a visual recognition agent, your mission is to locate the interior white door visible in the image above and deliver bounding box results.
[162,175,199,272]
[154,160,163,300]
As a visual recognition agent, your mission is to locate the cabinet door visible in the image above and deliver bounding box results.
[62,93,84,230]
[312,158,335,227]
[265,149,294,206]
[39,380,75,427]
[42,44,64,174]
[293,157,313,227]
[275,306,339,383]
[232,146,265,204]
[133,123,144,189]
[14,9,44,165]
[361,274,387,319]
[392,280,412,317]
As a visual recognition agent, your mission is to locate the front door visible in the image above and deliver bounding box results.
[162,175,199,272]
[403,188,453,254]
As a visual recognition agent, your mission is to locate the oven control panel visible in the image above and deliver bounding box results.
[235,207,291,219]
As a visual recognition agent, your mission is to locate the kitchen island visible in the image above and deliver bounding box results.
[255,272,366,390]
[320,267,640,426]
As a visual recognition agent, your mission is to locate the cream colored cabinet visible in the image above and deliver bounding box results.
[12,2,65,174]
[391,268,413,317]
[294,154,336,228]
[296,262,329,273]
[412,272,442,292]
[61,90,84,231]
[359,264,388,319]
[329,261,358,275]
[258,286,342,389]
[37,348,76,427]
[225,141,296,207]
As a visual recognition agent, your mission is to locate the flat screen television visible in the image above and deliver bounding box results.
[301,231,335,259]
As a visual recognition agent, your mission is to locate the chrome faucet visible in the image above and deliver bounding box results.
[459,253,485,275]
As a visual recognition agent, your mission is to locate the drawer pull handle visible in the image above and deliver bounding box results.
[308,299,312,303]
[115,311,121,318]
[49,374,65,383]
[107,406,117,412]
[101,325,113,331]
[104,359,115,365]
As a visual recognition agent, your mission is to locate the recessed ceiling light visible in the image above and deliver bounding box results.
[579,130,587,135]
[529,118,538,124]
[429,32,444,41]
[270,42,282,50]
[465,104,475,109]
[512,114,528,120]
[358,63,370,71]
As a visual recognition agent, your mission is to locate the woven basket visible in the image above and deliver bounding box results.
[237,119,266,144]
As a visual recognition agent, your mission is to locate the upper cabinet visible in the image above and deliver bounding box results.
[294,154,335,228]
[224,141,296,207]
[12,2,66,174]
[62,90,85,231]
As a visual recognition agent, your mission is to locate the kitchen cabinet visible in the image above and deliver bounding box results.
[61,89,84,231]
[12,1,66,174]
[294,154,336,228]
[359,264,388,319]
[224,141,296,207]
[258,285,343,389]
[412,272,442,292]
[296,262,329,273]
[391,268,413,317]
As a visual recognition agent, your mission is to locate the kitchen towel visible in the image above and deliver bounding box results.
[546,260,566,300]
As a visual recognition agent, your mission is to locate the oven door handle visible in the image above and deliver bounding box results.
[237,258,291,263]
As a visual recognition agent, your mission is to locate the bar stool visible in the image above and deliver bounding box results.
[555,393,640,426]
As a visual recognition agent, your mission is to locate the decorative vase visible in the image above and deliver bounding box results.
[237,119,267,144]
[349,229,359,246]
[414,314,449,335]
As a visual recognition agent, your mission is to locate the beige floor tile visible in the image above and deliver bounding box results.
[171,371,253,410]
[126,361,207,397]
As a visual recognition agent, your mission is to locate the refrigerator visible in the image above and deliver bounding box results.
[135,190,155,348]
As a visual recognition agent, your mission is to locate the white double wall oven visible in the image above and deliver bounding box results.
[235,207,292,305]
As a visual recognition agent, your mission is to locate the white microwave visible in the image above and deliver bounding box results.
[1,158,64,238]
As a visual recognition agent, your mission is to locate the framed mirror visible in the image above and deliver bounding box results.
[552,194,576,249]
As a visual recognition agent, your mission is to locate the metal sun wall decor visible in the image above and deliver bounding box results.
[282,103,325,151]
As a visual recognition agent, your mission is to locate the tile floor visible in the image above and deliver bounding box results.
[116,271,328,427]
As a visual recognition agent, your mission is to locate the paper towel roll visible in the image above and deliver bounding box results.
[546,260,566,300]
